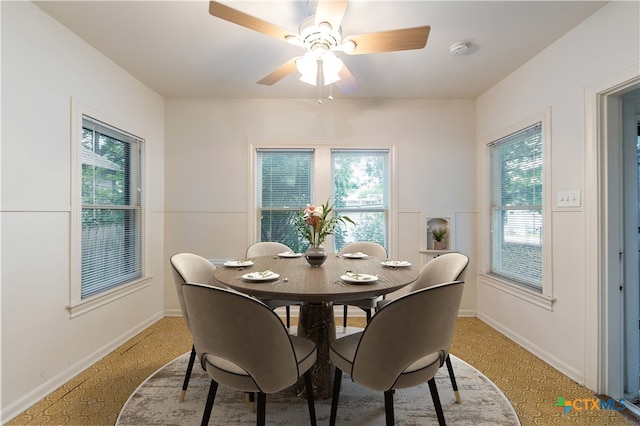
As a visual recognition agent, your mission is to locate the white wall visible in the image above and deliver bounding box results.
[475,1,640,387]
[1,2,165,420]
[164,98,478,315]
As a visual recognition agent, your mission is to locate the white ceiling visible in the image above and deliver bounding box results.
[34,0,607,99]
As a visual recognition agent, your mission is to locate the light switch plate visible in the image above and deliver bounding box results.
[557,189,581,207]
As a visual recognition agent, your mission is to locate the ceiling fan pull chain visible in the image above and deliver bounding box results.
[317,59,323,103]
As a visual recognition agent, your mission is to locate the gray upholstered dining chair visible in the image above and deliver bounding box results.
[329,281,465,426]
[246,242,297,329]
[182,282,318,426]
[377,252,469,403]
[337,241,388,329]
[170,252,224,403]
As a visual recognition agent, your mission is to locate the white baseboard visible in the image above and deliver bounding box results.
[164,308,182,317]
[1,312,164,425]
[477,312,585,386]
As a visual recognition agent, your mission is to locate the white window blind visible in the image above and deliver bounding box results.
[256,149,314,252]
[489,122,543,291]
[332,149,389,252]
[81,116,143,299]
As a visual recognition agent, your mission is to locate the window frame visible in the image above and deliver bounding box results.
[249,141,397,256]
[68,100,151,318]
[480,109,555,309]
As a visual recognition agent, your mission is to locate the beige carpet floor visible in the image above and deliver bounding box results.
[5,317,638,425]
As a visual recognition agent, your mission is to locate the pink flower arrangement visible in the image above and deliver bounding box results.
[295,200,354,248]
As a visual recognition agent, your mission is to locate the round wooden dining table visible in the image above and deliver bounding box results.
[212,253,419,399]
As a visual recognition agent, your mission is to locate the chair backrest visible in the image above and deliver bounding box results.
[182,283,301,393]
[339,242,387,258]
[170,253,220,330]
[410,253,469,291]
[246,242,292,258]
[350,281,465,391]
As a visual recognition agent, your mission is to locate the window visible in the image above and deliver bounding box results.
[80,116,143,299]
[254,146,391,253]
[256,149,314,253]
[488,122,543,291]
[332,149,389,252]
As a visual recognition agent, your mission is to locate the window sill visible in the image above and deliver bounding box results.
[479,272,555,311]
[67,276,151,318]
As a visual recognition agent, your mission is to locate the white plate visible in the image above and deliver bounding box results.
[278,251,304,258]
[242,271,280,281]
[340,273,379,284]
[381,260,412,268]
[224,260,254,267]
[342,252,368,259]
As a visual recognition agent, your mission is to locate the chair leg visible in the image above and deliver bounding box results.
[256,392,266,426]
[286,306,291,329]
[343,305,348,331]
[304,370,317,426]
[179,344,197,402]
[245,392,255,413]
[365,308,372,323]
[201,379,218,426]
[329,367,343,426]
[428,377,446,426]
[445,355,461,403]
[384,390,395,426]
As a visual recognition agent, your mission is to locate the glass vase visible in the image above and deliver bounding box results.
[305,246,327,267]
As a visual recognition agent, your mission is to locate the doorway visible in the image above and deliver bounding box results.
[584,65,639,405]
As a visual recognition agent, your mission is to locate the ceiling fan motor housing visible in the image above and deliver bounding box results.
[299,15,341,54]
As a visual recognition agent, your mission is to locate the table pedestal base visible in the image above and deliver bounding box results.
[293,301,336,400]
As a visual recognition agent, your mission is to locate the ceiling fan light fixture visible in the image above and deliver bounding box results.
[335,39,356,53]
[321,52,343,85]
[300,71,318,86]
[296,53,318,82]
[318,21,333,34]
[285,35,303,47]
[296,49,342,86]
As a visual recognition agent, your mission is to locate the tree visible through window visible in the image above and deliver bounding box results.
[489,122,543,291]
[333,149,389,252]
[81,116,143,298]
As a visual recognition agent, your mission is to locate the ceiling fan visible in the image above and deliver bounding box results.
[208,0,431,96]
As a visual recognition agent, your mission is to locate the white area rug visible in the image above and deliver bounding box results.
[117,350,520,425]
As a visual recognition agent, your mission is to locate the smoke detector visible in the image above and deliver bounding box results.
[450,42,470,56]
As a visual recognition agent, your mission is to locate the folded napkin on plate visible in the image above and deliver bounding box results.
[249,270,274,278]
[346,271,365,280]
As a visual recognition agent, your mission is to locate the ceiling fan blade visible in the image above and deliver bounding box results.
[257,57,299,85]
[209,1,296,42]
[314,0,348,31]
[334,64,360,95]
[344,26,431,55]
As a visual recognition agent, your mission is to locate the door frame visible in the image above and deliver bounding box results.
[622,92,639,399]
[585,63,640,396]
